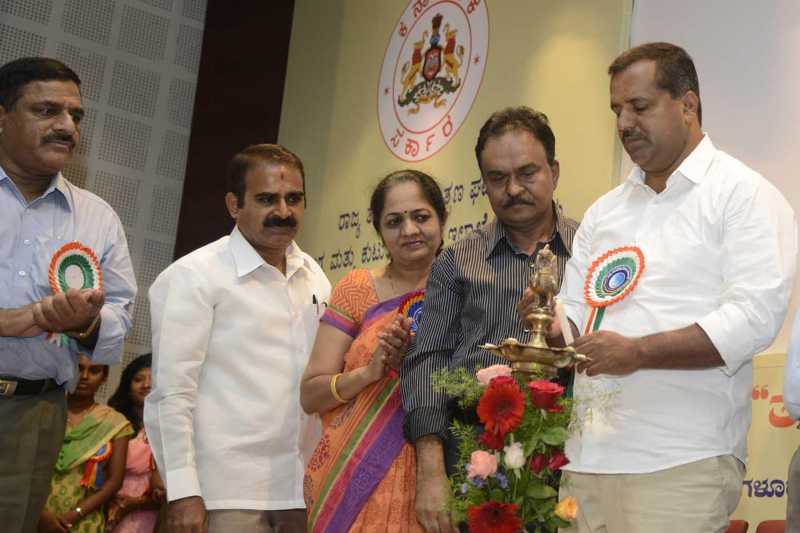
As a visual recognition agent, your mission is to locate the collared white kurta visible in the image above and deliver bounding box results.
[560,136,797,474]
[145,226,331,509]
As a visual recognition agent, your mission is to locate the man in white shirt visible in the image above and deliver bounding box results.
[144,144,331,533]
[784,314,800,532]
[553,42,797,533]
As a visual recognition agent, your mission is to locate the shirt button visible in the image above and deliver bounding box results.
[23,239,31,245]
[18,270,26,277]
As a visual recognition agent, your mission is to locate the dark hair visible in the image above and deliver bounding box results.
[369,169,447,236]
[108,353,152,433]
[225,143,306,208]
[0,57,81,110]
[608,42,702,124]
[475,106,557,170]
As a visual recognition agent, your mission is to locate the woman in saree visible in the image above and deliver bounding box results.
[301,169,447,533]
[39,354,133,533]
[106,354,165,532]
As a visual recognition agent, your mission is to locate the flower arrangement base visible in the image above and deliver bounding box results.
[433,366,578,532]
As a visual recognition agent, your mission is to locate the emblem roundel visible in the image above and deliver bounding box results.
[378,0,489,162]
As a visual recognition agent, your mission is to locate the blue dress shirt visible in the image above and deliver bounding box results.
[0,167,137,385]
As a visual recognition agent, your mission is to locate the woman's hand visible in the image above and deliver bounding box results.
[363,345,388,383]
[377,314,413,371]
[57,510,81,530]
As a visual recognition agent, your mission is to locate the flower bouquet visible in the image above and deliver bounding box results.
[432,364,578,533]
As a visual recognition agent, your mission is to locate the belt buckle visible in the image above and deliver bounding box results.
[0,379,18,397]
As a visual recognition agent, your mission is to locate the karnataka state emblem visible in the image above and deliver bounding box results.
[378,0,489,162]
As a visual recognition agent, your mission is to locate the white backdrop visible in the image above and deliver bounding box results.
[629,0,800,355]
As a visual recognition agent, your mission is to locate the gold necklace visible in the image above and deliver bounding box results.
[386,265,400,297]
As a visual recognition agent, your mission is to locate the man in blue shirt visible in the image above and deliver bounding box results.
[0,57,136,532]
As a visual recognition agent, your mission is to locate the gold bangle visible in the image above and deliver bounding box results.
[330,373,349,404]
[65,314,101,340]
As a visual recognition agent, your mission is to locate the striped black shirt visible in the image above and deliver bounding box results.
[401,206,578,442]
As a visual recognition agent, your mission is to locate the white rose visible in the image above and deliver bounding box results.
[503,441,525,470]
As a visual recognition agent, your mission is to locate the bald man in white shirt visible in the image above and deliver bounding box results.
[144,144,331,533]
[525,42,797,533]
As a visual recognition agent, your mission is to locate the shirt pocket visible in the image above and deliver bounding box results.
[301,296,327,351]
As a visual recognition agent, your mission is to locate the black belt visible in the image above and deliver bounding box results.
[0,377,61,397]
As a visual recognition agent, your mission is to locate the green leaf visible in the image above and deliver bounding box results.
[526,481,558,499]
[541,426,569,446]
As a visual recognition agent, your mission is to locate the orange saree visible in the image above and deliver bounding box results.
[304,269,422,533]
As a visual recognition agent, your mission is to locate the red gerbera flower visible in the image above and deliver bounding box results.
[477,377,525,436]
[467,501,522,533]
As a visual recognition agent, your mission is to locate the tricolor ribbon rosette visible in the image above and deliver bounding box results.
[49,242,103,294]
[398,289,424,334]
[583,246,644,335]
[383,290,425,379]
[46,242,103,346]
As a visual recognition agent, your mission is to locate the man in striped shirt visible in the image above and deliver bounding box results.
[401,106,578,533]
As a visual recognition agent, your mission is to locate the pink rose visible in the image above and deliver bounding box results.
[476,364,513,386]
[467,450,498,479]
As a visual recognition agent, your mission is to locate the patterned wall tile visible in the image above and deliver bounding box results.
[128,238,174,346]
[63,162,89,188]
[167,78,195,128]
[93,170,142,228]
[137,0,173,11]
[117,4,170,62]
[175,23,202,72]
[156,130,189,180]
[0,24,46,65]
[55,42,107,102]
[181,0,206,23]
[149,185,181,235]
[98,113,152,171]
[62,0,115,46]
[108,60,161,117]
[0,0,53,24]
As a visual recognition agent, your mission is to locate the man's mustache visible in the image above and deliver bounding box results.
[42,132,76,147]
[621,129,644,142]
[263,216,297,228]
[503,197,535,208]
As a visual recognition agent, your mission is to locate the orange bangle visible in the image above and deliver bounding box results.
[330,373,349,404]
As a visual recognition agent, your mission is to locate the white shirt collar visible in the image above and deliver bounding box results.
[626,134,715,188]
[228,225,310,278]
